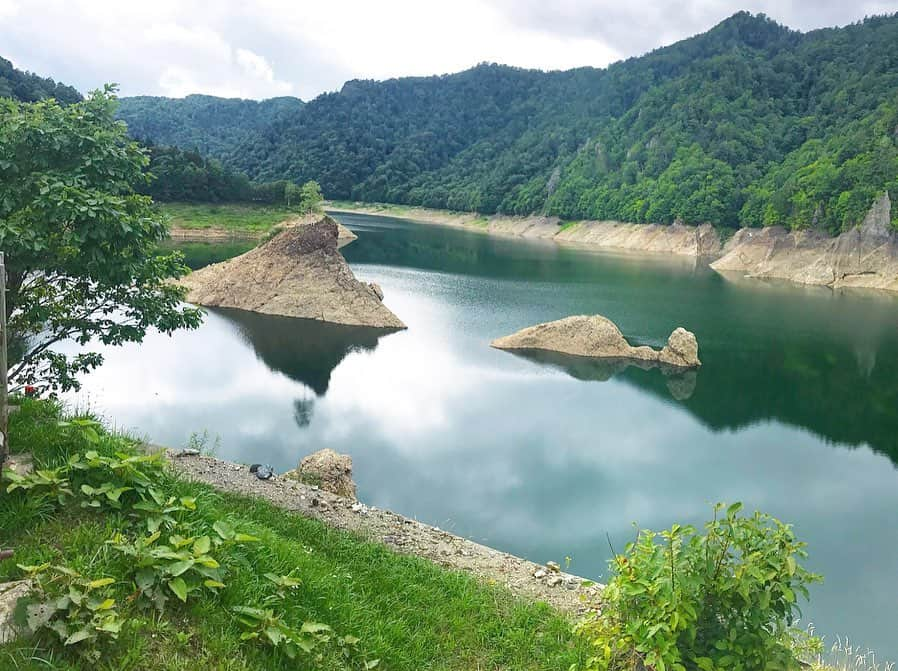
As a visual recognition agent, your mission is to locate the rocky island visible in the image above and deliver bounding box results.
[491,314,700,368]
[179,215,406,329]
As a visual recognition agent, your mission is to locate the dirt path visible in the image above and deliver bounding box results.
[168,452,602,613]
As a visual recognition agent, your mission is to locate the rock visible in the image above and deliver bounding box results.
[533,569,547,579]
[547,575,563,587]
[286,448,357,499]
[658,328,701,368]
[180,215,406,329]
[546,561,561,573]
[252,464,275,480]
[491,315,658,361]
[711,194,898,293]
[368,282,384,301]
[4,453,32,476]
[0,580,31,644]
[491,315,700,369]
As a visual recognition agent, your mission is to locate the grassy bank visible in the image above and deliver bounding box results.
[0,399,586,670]
[161,202,299,235]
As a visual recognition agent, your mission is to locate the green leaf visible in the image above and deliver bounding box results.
[167,560,194,577]
[87,577,115,589]
[234,533,261,543]
[264,626,284,646]
[726,502,743,518]
[203,580,225,589]
[168,577,188,603]
[64,629,93,646]
[300,622,332,634]
[786,556,796,576]
[192,535,211,556]
[213,520,234,540]
[135,567,155,591]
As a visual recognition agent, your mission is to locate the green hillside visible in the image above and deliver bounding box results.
[115,12,898,232]
[0,55,81,104]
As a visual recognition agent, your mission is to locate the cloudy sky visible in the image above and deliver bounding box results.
[2,0,897,101]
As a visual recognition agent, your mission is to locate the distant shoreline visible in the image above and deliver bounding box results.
[328,199,898,294]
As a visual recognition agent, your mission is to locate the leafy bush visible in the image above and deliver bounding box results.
[14,564,123,652]
[575,503,822,671]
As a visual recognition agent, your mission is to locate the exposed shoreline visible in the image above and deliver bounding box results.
[169,451,600,613]
[327,202,721,258]
[328,199,898,294]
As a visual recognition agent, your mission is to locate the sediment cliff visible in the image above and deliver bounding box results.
[333,197,898,293]
[712,194,898,292]
[328,205,721,257]
[180,215,405,328]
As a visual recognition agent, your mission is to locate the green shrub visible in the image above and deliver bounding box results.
[575,503,822,671]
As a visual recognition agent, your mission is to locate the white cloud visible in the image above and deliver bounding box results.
[0,0,19,21]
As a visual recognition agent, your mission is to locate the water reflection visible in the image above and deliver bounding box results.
[497,348,698,400]
[210,307,401,395]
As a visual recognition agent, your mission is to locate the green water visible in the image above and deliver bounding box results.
[78,213,898,660]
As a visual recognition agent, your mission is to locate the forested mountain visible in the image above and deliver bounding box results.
[87,13,898,230]
[117,94,303,159]
[0,56,81,104]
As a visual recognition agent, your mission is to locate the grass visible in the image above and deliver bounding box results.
[0,399,586,670]
[160,202,300,235]
[558,221,581,233]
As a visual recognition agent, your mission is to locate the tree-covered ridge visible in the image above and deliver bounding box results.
[0,56,81,104]
[116,12,898,231]
[118,94,303,158]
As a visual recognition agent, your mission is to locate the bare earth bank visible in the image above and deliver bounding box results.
[329,196,898,293]
[169,452,601,613]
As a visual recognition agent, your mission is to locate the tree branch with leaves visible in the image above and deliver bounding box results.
[0,85,202,393]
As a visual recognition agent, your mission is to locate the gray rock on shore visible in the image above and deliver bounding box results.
[284,448,358,499]
[180,215,405,329]
[491,314,700,368]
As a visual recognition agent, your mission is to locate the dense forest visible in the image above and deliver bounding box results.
[0,55,81,104]
[119,94,302,158]
[140,144,304,205]
[116,12,898,232]
[0,60,308,206]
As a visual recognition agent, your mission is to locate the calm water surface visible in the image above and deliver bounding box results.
[70,214,898,660]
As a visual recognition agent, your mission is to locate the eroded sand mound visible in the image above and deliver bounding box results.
[180,215,405,328]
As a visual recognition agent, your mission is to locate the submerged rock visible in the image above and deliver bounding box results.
[180,215,405,329]
[491,315,700,368]
[284,448,357,499]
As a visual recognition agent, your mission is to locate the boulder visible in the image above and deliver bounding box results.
[285,448,357,499]
[180,215,405,329]
[659,328,701,367]
[368,282,384,301]
[491,314,700,369]
[490,315,658,361]
[0,580,31,644]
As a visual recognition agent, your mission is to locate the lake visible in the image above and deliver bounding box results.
[67,213,898,661]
